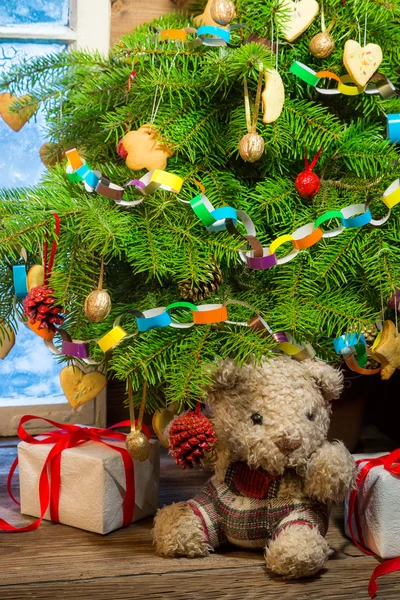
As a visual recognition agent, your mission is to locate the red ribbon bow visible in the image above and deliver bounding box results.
[348,450,400,597]
[0,415,151,533]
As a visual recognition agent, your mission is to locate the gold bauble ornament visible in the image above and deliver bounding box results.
[309,32,335,59]
[84,289,112,322]
[125,430,151,462]
[210,0,235,26]
[238,133,264,163]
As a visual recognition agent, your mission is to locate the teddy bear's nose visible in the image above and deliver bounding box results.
[274,436,302,455]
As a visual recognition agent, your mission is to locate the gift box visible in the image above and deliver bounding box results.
[1,416,159,535]
[345,452,400,559]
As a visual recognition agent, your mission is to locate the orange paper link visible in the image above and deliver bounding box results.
[65,148,83,171]
[345,354,382,375]
[292,227,323,250]
[192,305,228,325]
[315,71,342,83]
[160,29,187,42]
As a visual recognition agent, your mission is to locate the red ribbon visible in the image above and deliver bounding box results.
[347,450,400,597]
[43,212,60,285]
[304,145,323,172]
[1,415,151,533]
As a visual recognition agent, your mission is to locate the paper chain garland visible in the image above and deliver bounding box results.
[65,148,400,272]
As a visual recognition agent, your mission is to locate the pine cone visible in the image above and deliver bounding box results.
[348,324,378,345]
[169,411,217,469]
[178,264,223,303]
[23,285,64,331]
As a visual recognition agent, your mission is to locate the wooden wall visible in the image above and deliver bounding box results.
[111,0,190,46]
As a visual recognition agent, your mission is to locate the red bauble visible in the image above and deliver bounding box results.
[295,170,321,200]
[116,139,128,159]
[169,410,217,469]
[23,285,64,331]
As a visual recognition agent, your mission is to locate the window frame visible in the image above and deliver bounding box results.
[0,0,111,435]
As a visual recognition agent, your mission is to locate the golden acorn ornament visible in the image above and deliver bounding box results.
[309,32,335,59]
[210,0,235,26]
[84,260,111,322]
[239,133,264,163]
[84,289,111,322]
[125,430,151,461]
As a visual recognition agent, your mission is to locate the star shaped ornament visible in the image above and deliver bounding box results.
[373,320,400,380]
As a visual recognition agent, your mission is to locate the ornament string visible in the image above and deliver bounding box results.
[98,259,104,291]
[43,212,60,285]
[243,69,264,134]
[149,52,179,131]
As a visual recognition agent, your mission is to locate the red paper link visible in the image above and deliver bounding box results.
[347,450,400,597]
[0,415,150,533]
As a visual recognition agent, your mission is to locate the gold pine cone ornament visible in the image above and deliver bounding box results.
[309,32,335,59]
[210,0,235,25]
[239,133,265,163]
[84,289,112,322]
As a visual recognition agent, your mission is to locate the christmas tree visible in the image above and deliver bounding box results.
[1,0,399,412]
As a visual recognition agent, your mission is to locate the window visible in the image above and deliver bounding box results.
[0,0,111,435]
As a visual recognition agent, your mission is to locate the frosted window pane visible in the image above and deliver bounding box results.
[0,42,66,189]
[0,324,64,401]
[0,0,69,26]
[0,42,66,402]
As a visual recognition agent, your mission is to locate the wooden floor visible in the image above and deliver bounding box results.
[0,438,398,600]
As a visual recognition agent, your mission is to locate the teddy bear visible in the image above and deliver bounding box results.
[153,355,356,578]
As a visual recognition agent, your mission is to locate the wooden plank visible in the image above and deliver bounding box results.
[111,0,190,46]
[0,442,397,599]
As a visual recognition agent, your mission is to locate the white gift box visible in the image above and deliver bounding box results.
[344,452,400,559]
[18,438,160,534]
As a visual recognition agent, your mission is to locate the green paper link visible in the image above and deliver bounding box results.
[190,194,217,227]
[166,301,199,312]
[354,343,368,368]
[314,210,344,229]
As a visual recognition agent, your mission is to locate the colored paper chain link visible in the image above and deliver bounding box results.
[290,61,399,100]
[333,333,382,375]
[65,150,399,272]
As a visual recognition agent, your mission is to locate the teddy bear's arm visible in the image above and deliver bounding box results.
[302,441,356,503]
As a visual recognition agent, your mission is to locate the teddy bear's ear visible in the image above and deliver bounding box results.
[206,358,239,405]
[303,359,344,402]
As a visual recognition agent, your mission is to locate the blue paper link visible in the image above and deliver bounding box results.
[197,26,231,43]
[333,333,367,354]
[135,311,172,332]
[341,208,372,229]
[13,265,28,299]
[387,114,400,143]
[206,207,238,231]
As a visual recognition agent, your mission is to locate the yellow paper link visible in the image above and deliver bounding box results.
[277,341,301,355]
[382,181,400,209]
[269,234,294,255]
[97,325,127,353]
[371,330,383,354]
[151,170,183,194]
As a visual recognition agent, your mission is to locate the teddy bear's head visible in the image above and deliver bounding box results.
[207,355,343,476]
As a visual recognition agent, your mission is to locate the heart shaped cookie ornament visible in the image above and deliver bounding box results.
[262,69,285,124]
[0,322,15,360]
[27,265,44,292]
[0,93,37,132]
[280,0,319,43]
[60,365,107,408]
[343,40,383,87]
[121,125,174,171]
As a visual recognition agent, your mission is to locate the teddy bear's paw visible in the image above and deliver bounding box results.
[265,525,331,578]
[152,502,211,558]
[304,441,356,503]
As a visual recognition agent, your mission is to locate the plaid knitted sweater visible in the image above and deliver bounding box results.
[187,461,329,549]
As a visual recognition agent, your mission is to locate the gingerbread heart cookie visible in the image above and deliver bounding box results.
[60,365,107,408]
[280,0,319,43]
[343,40,382,87]
[0,93,37,132]
[121,125,174,171]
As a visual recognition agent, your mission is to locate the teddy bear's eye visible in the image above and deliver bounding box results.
[306,411,315,421]
[250,413,263,425]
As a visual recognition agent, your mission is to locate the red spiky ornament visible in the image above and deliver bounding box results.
[169,404,217,469]
[295,146,323,200]
[23,285,64,331]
